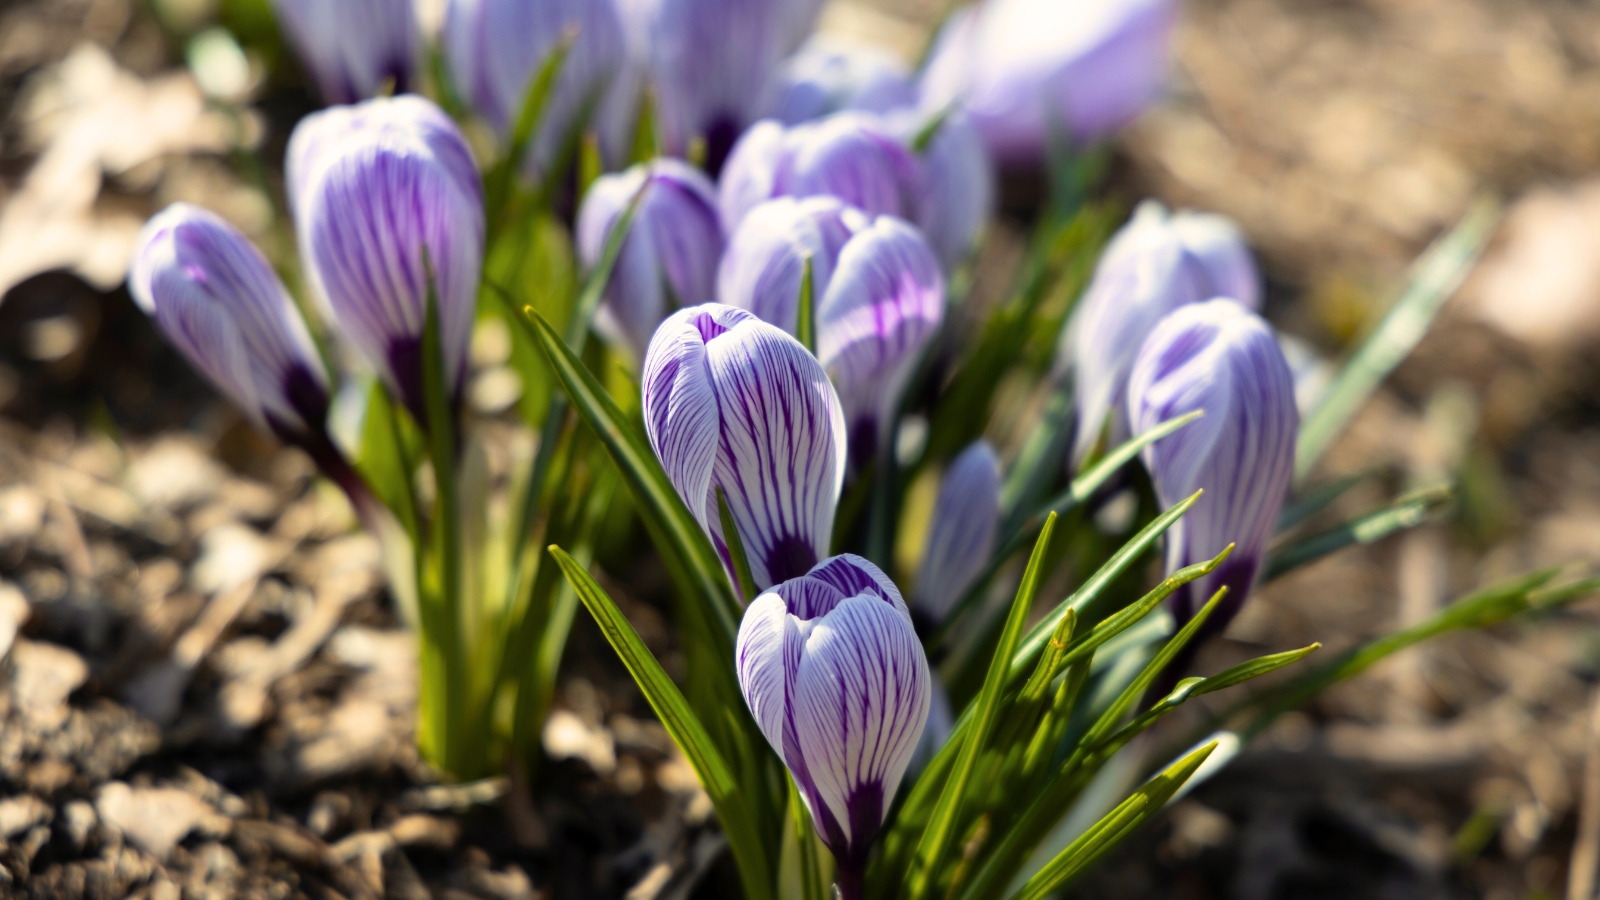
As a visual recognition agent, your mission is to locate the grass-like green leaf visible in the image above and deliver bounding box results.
[797,254,816,354]
[524,308,742,649]
[1275,469,1373,534]
[1004,740,1219,900]
[484,30,574,238]
[1232,568,1593,738]
[1004,488,1204,682]
[1264,484,1452,582]
[549,547,774,900]
[1295,196,1501,481]
[907,514,1059,899]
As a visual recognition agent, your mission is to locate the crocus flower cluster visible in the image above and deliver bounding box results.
[1067,200,1260,466]
[919,0,1177,162]
[271,0,419,105]
[1128,299,1297,632]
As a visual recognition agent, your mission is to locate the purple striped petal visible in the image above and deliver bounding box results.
[297,98,484,420]
[128,204,329,444]
[915,440,1001,624]
[271,0,419,105]
[918,0,1176,163]
[816,216,944,468]
[643,304,847,589]
[1127,299,1297,629]
[717,196,867,334]
[767,38,916,125]
[578,159,724,359]
[1066,200,1260,466]
[442,0,628,179]
[285,94,471,222]
[720,112,924,235]
[735,554,928,871]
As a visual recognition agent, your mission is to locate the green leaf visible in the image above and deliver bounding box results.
[522,308,742,648]
[796,254,816,354]
[355,379,422,542]
[1005,488,1205,682]
[549,548,774,900]
[1264,484,1452,582]
[717,487,758,604]
[419,261,470,775]
[1232,568,1594,738]
[1190,643,1322,697]
[1005,741,1219,900]
[484,30,575,236]
[1295,196,1501,481]
[907,513,1059,899]
[1275,469,1373,534]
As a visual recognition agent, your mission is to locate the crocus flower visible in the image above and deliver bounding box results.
[272,0,419,105]
[718,112,923,236]
[736,553,930,896]
[295,95,484,421]
[816,216,944,467]
[717,196,867,334]
[889,108,993,269]
[1066,200,1260,466]
[284,94,471,220]
[637,0,818,167]
[767,38,917,125]
[129,204,330,445]
[914,440,1001,626]
[642,304,847,589]
[442,0,630,178]
[918,0,1176,163]
[578,159,724,360]
[1126,298,1297,634]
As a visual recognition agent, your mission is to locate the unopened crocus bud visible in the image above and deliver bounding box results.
[296,96,484,421]
[717,196,866,334]
[737,553,930,896]
[1127,299,1296,634]
[889,109,993,269]
[816,216,944,468]
[578,159,724,359]
[130,204,330,445]
[285,94,471,221]
[443,0,629,178]
[914,440,1001,625]
[643,304,847,589]
[767,38,916,125]
[638,0,800,166]
[918,0,1176,163]
[719,112,922,235]
[1067,200,1260,466]
[272,0,419,105]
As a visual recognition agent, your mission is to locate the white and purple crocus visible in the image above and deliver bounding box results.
[736,553,931,898]
[442,0,633,178]
[1067,200,1259,467]
[1128,298,1297,640]
[913,440,1002,629]
[577,159,726,361]
[271,0,419,105]
[642,304,847,590]
[291,95,485,424]
[919,0,1177,163]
